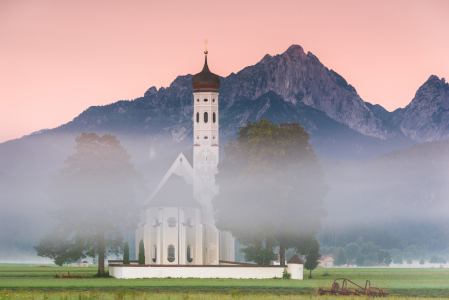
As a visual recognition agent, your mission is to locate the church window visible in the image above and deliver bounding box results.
[197,136,199,140]
[196,112,199,123]
[204,98,208,102]
[152,245,157,263]
[204,136,208,139]
[212,99,215,103]
[167,244,175,262]
[197,99,199,102]
[213,136,215,139]
[204,112,208,123]
[167,217,177,228]
[186,218,193,227]
[187,245,193,263]
[213,112,216,123]
[180,158,182,162]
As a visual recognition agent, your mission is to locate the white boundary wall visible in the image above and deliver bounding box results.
[109,264,303,280]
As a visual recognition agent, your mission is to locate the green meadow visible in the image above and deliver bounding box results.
[0,266,448,298]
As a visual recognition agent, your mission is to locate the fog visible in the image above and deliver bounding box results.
[0,129,448,266]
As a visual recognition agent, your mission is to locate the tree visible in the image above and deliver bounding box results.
[407,258,412,265]
[212,120,328,266]
[345,243,359,261]
[379,250,392,266]
[419,258,425,265]
[393,254,403,266]
[356,252,366,267]
[364,260,373,267]
[241,239,277,265]
[304,241,321,278]
[34,133,143,274]
[123,241,130,265]
[333,247,347,266]
[429,255,439,266]
[138,239,145,265]
[438,256,446,264]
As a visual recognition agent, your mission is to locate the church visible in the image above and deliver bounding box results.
[135,48,235,265]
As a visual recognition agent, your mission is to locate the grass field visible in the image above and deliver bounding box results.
[0,266,448,299]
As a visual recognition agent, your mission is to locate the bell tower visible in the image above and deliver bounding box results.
[191,41,233,264]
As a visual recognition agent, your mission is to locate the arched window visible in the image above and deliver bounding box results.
[197,99,199,102]
[196,112,199,123]
[212,99,215,103]
[167,244,175,262]
[187,245,193,263]
[213,112,216,123]
[152,245,157,263]
[204,112,208,123]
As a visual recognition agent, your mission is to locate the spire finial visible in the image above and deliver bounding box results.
[204,39,208,54]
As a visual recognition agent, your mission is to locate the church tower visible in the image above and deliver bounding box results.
[191,45,233,264]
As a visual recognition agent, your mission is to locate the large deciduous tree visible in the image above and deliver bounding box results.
[34,133,144,274]
[212,120,328,265]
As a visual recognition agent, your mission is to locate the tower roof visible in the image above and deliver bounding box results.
[287,254,304,264]
[192,53,220,92]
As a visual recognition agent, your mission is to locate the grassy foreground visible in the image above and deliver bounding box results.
[1,290,449,300]
[0,266,448,298]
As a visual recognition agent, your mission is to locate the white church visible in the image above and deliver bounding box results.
[109,48,304,279]
[135,48,234,265]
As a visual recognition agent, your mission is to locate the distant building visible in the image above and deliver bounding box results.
[71,261,89,267]
[318,253,334,267]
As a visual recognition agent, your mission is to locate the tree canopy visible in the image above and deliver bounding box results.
[212,120,328,265]
[34,133,144,274]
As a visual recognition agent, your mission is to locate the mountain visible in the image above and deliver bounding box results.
[365,102,402,122]
[392,75,449,142]
[220,45,402,140]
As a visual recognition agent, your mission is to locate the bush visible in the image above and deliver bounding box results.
[364,260,373,267]
[282,268,291,279]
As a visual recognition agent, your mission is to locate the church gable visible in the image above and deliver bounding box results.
[143,152,193,206]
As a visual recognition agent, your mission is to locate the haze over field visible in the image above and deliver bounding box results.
[1,1,448,266]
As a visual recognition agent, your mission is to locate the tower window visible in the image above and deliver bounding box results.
[197,136,199,140]
[204,112,208,123]
[213,112,216,123]
[152,245,157,263]
[212,99,215,103]
[187,245,193,263]
[167,217,177,228]
[204,99,208,102]
[197,99,199,102]
[196,112,199,123]
[204,136,208,139]
[180,158,182,162]
[167,244,175,263]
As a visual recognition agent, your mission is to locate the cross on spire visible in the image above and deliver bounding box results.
[204,39,208,54]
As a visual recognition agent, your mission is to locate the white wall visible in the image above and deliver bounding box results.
[109,264,303,280]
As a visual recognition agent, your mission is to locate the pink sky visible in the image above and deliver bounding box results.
[1,0,448,143]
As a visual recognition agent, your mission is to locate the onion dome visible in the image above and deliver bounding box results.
[192,51,220,92]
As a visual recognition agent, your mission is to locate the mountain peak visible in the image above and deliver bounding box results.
[285,44,305,56]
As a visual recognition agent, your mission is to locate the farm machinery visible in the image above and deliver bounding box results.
[318,278,388,296]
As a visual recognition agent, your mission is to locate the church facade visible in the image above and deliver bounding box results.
[135,50,235,265]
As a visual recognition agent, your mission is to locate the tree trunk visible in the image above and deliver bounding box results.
[279,242,285,266]
[265,241,272,266]
[309,269,312,278]
[98,233,105,274]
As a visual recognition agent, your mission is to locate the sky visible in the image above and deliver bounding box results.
[1,0,448,144]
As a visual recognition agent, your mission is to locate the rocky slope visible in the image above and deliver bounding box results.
[392,75,449,142]
[220,45,401,140]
